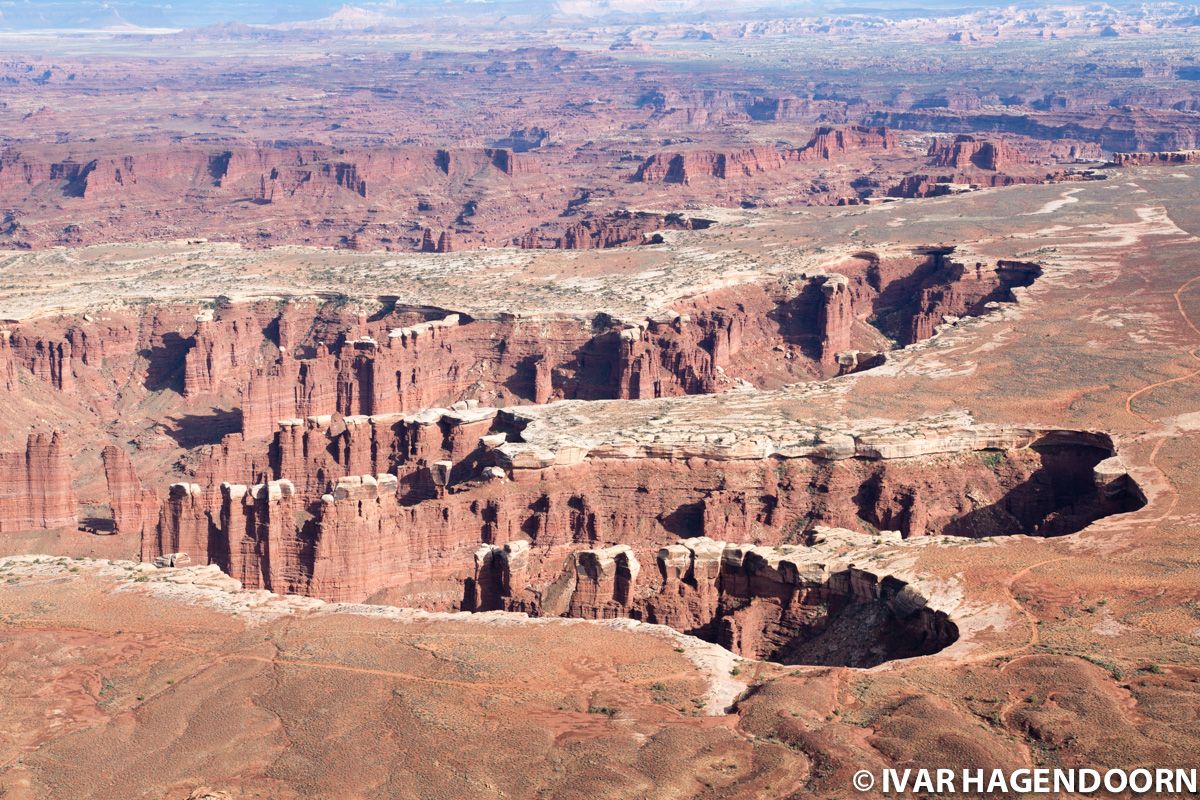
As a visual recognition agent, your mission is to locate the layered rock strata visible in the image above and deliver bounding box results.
[147,419,1144,612]
[0,433,77,532]
[477,529,958,667]
[885,135,1107,198]
[518,211,713,250]
[928,135,1022,171]
[1107,150,1200,167]
[633,125,899,184]
[101,445,159,536]
[0,250,1050,551]
[0,250,1040,422]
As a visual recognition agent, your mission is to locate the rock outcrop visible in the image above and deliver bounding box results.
[146,417,1144,609]
[227,251,1034,437]
[145,482,208,563]
[0,251,1056,550]
[1108,149,1200,167]
[419,228,454,253]
[634,147,786,183]
[928,135,1024,171]
[102,445,159,536]
[519,211,712,249]
[0,432,77,532]
[817,274,854,364]
[519,530,959,667]
[3,330,77,391]
[182,307,274,397]
[791,125,899,161]
[633,127,898,185]
[868,249,1041,344]
[0,331,16,392]
[0,143,552,252]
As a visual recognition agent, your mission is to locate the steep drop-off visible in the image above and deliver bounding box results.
[147,410,1144,609]
[0,248,1147,666]
[473,530,958,668]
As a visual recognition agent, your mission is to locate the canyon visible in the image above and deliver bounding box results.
[0,241,1145,666]
[1,9,1199,798]
[6,22,1194,254]
[0,127,1071,250]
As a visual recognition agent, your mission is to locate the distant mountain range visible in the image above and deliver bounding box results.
[0,0,1155,31]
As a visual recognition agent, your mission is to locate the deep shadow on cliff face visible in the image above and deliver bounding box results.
[0,247,1145,669]
[770,599,956,668]
[145,417,1147,602]
[648,539,962,669]
[451,429,1140,668]
[868,249,1042,345]
[712,595,957,669]
[461,435,1142,668]
[126,324,1146,673]
[852,438,1146,539]
[936,440,1146,538]
[145,434,1129,670]
[467,525,964,669]
[0,248,1042,427]
[205,249,1050,440]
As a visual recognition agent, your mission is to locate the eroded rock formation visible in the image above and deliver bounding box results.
[133,250,1034,442]
[517,211,713,249]
[1108,149,1200,167]
[0,432,77,532]
[634,126,899,185]
[144,482,207,562]
[101,445,158,536]
[146,412,1145,619]
[0,246,1137,668]
[792,125,899,161]
[0,331,16,392]
[483,529,958,667]
[634,147,787,183]
[928,135,1023,171]
[0,249,1053,550]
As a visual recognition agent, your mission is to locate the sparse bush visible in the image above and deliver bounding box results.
[978,450,1003,469]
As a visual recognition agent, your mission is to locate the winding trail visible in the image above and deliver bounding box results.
[995,556,1070,661]
[1123,272,1200,523]
[979,271,1200,663]
[1124,273,1200,423]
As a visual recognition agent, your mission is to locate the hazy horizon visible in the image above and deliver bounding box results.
[0,0,1156,31]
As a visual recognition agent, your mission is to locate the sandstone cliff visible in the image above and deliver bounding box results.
[102,445,159,536]
[928,135,1022,171]
[791,125,899,161]
[1108,149,1200,167]
[0,432,77,532]
[634,147,787,183]
[633,126,899,185]
[483,530,958,667]
[148,414,1143,611]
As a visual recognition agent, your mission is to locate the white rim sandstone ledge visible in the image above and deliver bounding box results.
[0,554,749,715]
[491,406,1121,468]
[2,170,1196,323]
[278,401,498,436]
